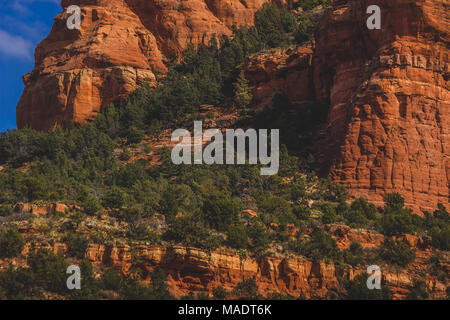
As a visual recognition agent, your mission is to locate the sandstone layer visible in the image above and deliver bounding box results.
[5,224,446,300]
[16,0,284,130]
[246,0,449,213]
[313,0,449,213]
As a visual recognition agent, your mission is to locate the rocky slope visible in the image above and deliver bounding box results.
[246,0,449,213]
[16,0,287,130]
[3,205,447,300]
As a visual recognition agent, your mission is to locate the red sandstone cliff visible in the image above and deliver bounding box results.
[245,0,449,213]
[6,223,446,300]
[313,0,449,213]
[16,0,284,130]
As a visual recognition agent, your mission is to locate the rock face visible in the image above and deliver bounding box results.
[246,0,449,213]
[245,45,315,110]
[10,227,447,299]
[313,0,449,213]
[16,0,283,130]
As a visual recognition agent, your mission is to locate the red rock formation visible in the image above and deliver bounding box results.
[246,0,449,213]
[245,45,315,110]
[8,238,446,299]
[313,0,449,213]
[15,0,449,211]
[1,216,446,300]
[16,0,283,130]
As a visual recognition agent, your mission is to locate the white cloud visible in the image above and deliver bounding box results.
[0,30,34,60]
[0,0,60,60]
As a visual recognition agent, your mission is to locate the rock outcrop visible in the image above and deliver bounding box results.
[16,0,284,130]
[246,0,449,213]
[245,45,315,110]
[10,229,448,299]
[313,0,449,213]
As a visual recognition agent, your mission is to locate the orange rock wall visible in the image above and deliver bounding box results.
[246,0,449,213]
[16,0,283,130]
[313,0,449,213]
[10,227,447,300]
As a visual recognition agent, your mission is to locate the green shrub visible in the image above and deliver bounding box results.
[213,286,229,299]
[295,11,318,43]
[384,193,405,213]
[345,274,392,300]
[120,268,172,300]
[82,195,102,216]
[254,3,297,48]
[378,238,415,267]
[163,216,221,250]
[260,196,296,224]
[293,205,311,221]
[343,241,365,267]
[64,233,89,259]
[102,268,124,291]
[121,205,144,223]
[27,249,69,294]
[159,191,178,222]
[406,280,429,300]
[291,229,341,262]
[127,224,160,243]
[0,228,25,258]
[232,278,260,299]
[70,259,100,300]
[321,204,338,224]
[102,186,128,209]
[226,225,248,250]
[430,226,450,250]
[381,211,415,236]
[126,126,145,145]
[202,193,239,232]
[0,266,36,299]
[119,149,131,161]
[0,204,12,217]
[247,223,270,255]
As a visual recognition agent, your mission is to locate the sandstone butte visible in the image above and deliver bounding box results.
[16,0,449,213]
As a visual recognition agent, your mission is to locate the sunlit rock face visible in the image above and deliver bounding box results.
[312,0,449,213]
[16,0,283,130]
[244,0,448,213]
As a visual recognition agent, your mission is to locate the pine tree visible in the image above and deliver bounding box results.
[233,70,253,112]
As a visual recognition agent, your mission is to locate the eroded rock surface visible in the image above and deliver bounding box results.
[313,0,449,213]
[16,0,283,130]
[245,0,449,213]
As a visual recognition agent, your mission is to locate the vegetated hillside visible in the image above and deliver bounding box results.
[0,3,448,300]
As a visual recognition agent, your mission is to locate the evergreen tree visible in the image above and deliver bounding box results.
[233,70,253,112]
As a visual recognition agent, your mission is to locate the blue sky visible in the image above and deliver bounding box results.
[0,0,60,132]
